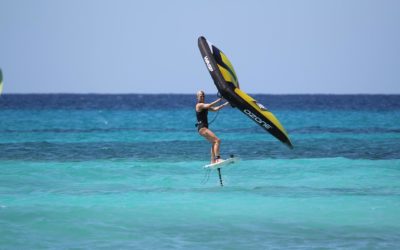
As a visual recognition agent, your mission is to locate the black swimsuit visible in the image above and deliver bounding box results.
[196,108,208,131]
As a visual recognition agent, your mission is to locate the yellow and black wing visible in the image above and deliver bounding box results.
[198,36,293,149]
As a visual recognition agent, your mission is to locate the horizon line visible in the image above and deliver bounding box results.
[1,92,400,95]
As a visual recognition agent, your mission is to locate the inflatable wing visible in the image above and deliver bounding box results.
[198,36,293,149]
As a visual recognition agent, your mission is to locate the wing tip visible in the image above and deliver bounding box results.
[285,141,294,149]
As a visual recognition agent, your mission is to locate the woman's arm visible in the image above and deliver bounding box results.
[197,98,222,111]
[209,102,229,112]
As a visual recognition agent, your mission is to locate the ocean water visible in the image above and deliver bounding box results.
[0,94,399,249]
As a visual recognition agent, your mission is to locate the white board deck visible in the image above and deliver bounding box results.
[203,157,239,170]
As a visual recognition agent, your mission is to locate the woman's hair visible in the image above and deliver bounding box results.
[196,90,205,103]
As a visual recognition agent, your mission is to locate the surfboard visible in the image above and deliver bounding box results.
[203,157,239,170]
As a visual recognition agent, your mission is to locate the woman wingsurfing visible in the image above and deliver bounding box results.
[196,90,229,164]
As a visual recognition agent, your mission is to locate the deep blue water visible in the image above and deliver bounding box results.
[1,94,399,249]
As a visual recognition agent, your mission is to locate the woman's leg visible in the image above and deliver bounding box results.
[210,147,215,163]
[199,128,221,163]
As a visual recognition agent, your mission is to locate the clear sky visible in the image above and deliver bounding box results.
[0,0,399,94]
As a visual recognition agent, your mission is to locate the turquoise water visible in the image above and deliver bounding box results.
[1,95,400,249]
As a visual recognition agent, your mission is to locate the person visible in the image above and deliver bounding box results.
[195,90,229,164]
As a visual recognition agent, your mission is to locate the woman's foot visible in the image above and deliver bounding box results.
[214,156,223,163]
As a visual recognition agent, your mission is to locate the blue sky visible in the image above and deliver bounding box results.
[0,0,399,94]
